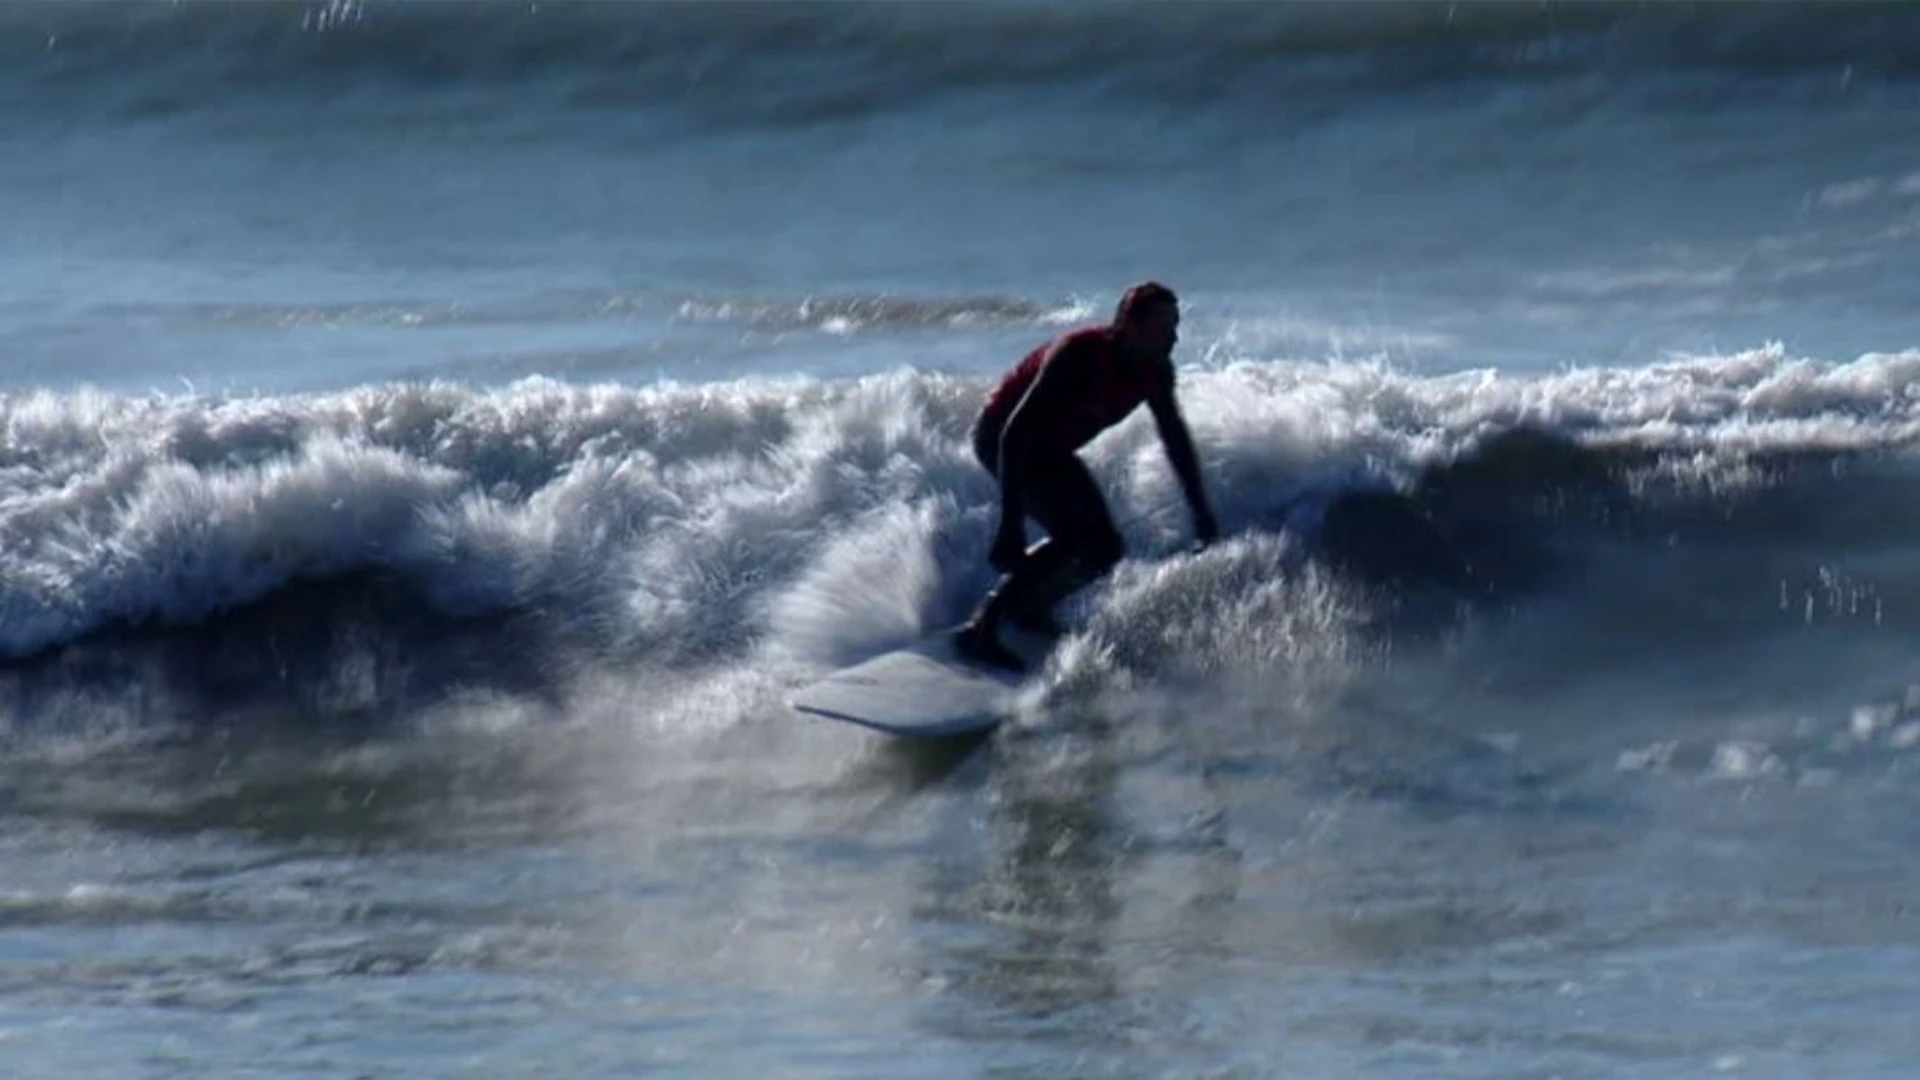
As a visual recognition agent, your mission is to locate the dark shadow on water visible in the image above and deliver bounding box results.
[871,728,996,790]
[0,570,567,738]
[1266,425,1638,610]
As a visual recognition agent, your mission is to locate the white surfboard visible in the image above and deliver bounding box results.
[789,628,1056,738]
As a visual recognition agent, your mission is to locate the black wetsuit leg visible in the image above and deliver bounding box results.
[968,424,1123,632]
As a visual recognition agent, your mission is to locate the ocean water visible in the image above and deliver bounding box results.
[5,1,1920,1076]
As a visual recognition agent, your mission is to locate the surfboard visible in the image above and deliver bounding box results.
[789,627,1056,738]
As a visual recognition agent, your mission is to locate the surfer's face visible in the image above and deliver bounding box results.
[1121,301,1178,359]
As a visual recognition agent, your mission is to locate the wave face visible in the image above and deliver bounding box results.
[4,346,1917,733]
[5,0,1920,742]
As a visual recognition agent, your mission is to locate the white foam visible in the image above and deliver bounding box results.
[7,343,1920,663]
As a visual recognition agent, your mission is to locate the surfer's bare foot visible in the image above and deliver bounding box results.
[953,623,1026,673]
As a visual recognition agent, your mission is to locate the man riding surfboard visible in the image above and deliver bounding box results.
[955,281,1218,671]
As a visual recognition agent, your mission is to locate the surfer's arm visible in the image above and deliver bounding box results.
[1147,368,1218,545]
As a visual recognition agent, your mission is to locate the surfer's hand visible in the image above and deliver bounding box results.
[988,526,1027,572]
[1193,507,1219,548]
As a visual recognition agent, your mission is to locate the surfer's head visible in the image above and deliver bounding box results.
[1113,281,1179,359]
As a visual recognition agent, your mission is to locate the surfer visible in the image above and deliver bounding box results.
[954,281,1218,671]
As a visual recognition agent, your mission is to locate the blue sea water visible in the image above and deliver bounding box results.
[5,2,1920,1076]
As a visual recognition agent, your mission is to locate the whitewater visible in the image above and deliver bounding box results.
[5,2,1920,1077]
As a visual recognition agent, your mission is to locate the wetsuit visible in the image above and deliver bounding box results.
[971,326,1170,611]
